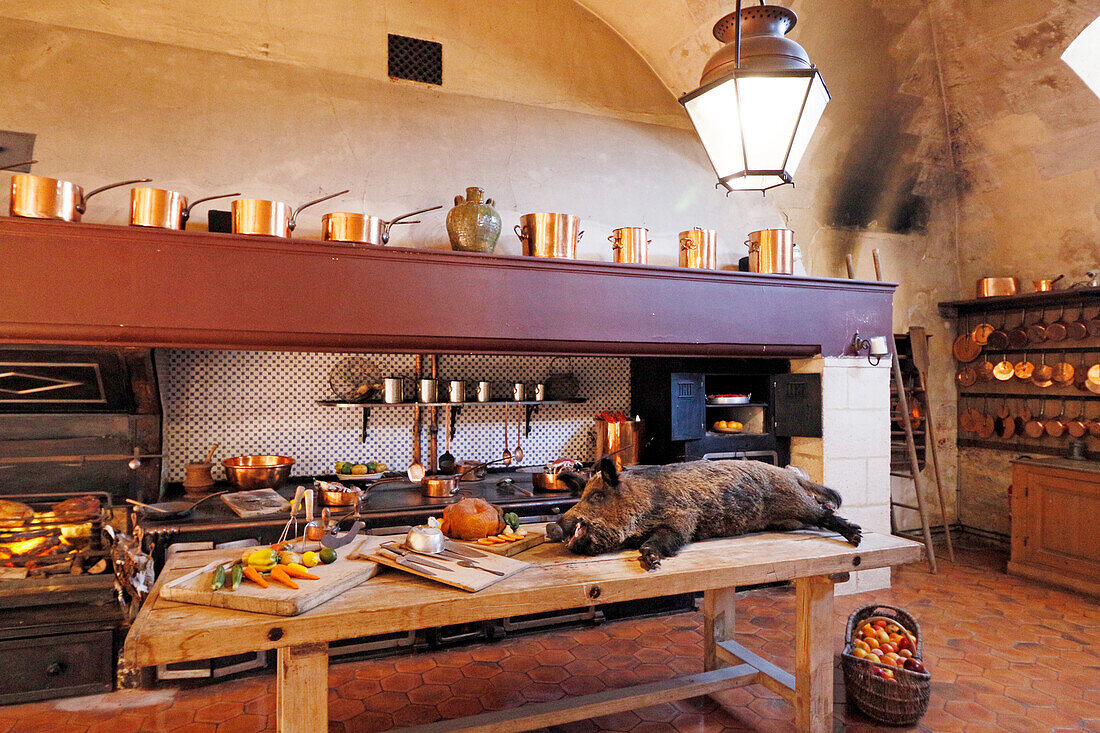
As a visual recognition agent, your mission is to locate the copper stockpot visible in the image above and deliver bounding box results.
[10,172,150,222]
[679,228,718,269]
[129,188,240,230]
[231,190,347,237]
[608,227,649,264]
[516,213,584,258]
[746,229,795,274]
[976,277,1018,298]
[321,205,443,245]
[594,417,644,470]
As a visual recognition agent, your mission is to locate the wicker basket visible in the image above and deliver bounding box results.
[841,604,931,726]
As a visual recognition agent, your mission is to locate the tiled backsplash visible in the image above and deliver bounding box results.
[158,350,630,482]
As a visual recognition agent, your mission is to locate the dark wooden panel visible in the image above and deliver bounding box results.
[0,217,895,357]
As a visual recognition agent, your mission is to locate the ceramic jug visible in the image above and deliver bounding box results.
[446,187,502,253]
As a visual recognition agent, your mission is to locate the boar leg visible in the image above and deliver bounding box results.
[638,525,687,571]
[813,508,862,546]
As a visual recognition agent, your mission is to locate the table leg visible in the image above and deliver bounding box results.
[702,587,736,671]
[277,642,328,733]
[794,575,834,733]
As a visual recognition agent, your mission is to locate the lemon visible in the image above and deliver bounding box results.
[301,551,321,568]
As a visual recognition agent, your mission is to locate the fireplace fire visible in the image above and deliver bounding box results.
[0,493,112,579]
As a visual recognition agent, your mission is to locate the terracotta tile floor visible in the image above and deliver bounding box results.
[3,540,1099,733]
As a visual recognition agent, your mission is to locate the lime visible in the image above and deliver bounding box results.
[336,462,352,475]
[366,461,378,473]
[318,547,337,564]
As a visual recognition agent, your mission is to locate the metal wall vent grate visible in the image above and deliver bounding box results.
[388,34,442,86]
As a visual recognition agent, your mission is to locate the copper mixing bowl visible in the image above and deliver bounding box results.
[221,455,295,490]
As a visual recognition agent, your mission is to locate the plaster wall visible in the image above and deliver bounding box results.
[2,1,964,534]
[929,0,1100,536]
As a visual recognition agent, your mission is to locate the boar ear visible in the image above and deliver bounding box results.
[557,471,587,497]
[598,456,620,487]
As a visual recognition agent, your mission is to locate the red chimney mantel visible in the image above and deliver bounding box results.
[0,217,894,358]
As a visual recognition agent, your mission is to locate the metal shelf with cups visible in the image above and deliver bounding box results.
[316,398,588,443]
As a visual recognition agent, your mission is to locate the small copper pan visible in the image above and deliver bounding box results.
[956,366,977,387]
[976,403,996,439]
[1086,308,1100,338]
[1044,306,1068,342]
[1066,306,1089,341]
[1089,404,1100,438]
[1007,310,1030,349]
[1044,402,1067,437]
[129,188,240,230]
[231,190,348,238]
[971,320,995,346]
[1052,355,1075,385]
[998,401,1016,439]
[992,358,1015,381]
[1024,404,1046,439]
[975,357,995,382]
[1031,353,1054,388]
[1026,309,1050,344]
[1013,353,1035,380]
[11,172,151,222]
[985,313,1010,351]
[1066,403,1088,438]
[1014,402,1033,435]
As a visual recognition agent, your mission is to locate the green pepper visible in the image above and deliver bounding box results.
[503,512,520,531]
[211,565,226,591]
[230,564,243,590]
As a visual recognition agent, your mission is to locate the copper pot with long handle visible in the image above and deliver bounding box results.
[231,190,348,237]
[10,172,151,222]
[129,188,241,230]
[322,205,443,245]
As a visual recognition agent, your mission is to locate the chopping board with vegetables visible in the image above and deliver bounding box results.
[358,535,529,593]
[456,523,546,556]
[160,542,378,616]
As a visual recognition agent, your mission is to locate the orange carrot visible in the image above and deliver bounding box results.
[284,563,319,580]
[270,565,299,589]
[243,566,268,588]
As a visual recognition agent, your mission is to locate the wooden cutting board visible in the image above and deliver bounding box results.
[454,523,547,557]
[221,489,290,518]
[160,541,378,616]
[361,535,529,592]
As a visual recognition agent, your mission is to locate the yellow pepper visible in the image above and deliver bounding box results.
[247,548,279,572]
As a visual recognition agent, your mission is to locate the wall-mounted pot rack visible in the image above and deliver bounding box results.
[316,398,587,443]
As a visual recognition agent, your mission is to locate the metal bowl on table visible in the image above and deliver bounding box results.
[221,455,295,490]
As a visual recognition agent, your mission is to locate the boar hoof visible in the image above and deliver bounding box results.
[641,549,662,571]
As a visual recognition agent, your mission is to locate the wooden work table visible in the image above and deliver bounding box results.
[126,530,921,733]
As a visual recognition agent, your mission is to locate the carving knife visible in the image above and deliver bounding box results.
[442,540,488,558]
[399,544,507,576]
[381,543,453,572]
[374,548,438,577]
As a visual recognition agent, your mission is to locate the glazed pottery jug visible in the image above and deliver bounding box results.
[446,187,502,253]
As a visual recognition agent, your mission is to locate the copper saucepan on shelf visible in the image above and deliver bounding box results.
[129,188,241,230]
[231,190,348,238]
[976,277,1018,298]
[10,171,151,222]
[321,205,443,245]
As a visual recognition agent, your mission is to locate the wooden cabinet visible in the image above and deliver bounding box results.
[1010,458,1100,598]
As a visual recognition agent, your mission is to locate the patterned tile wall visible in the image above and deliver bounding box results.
[158,350,631,482]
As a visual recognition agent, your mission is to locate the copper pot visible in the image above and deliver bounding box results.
[420,473,460,498]
[976,277,1018,298]
[321,205,442,245]
[129,188,240,230]
[1032,274,1064,291]
[221,455,295,490]
[594,418,644,469]
[231,190,347,237]
[679,228,718,269]
[10,173,151,222]
[608,227,649,264]
[516,213,583,259]
[746,229,794,274]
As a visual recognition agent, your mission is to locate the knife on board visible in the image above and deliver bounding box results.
[374,548,439,577]
[380,543,454,572]
[442,540,488,558]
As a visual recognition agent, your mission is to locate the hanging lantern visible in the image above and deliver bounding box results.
[679,1,830,194]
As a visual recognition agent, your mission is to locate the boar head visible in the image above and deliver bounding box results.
[557,457,649,555]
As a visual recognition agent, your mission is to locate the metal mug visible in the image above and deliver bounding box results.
[679,228,718,269]
[383,378,405,404]
[448,380,466,403]
[746,229,795,275]
[476,381,492,402]
[608,227,649,264]
[535,383,546,401]
[513,383,526,402]
[419,379,439,403]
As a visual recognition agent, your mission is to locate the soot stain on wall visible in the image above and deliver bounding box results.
[822,4,930,234]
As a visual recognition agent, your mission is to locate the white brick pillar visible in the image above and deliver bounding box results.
[790,356,893,595]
